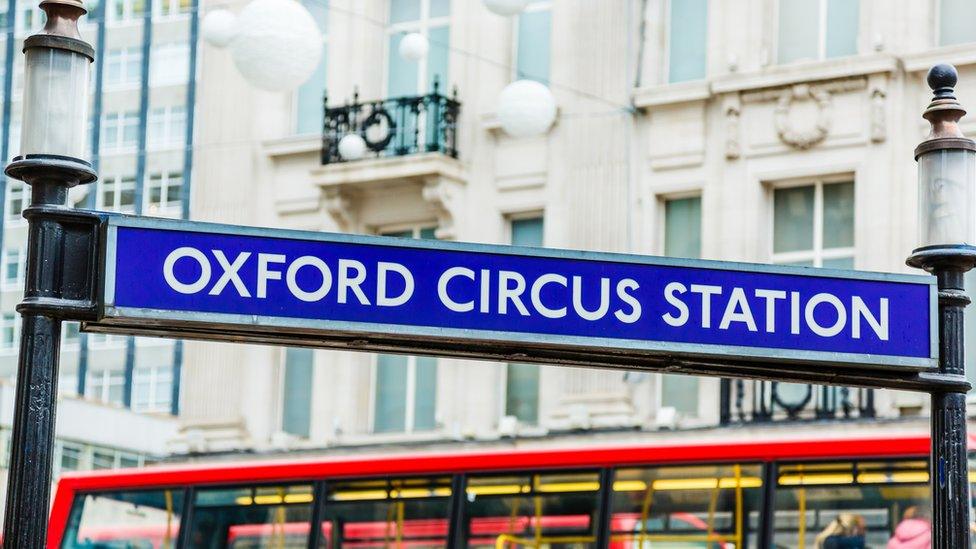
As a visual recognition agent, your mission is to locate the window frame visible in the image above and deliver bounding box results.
[5,180,28,226]
[768,176,856,268]
[774,0,861,65]
[131,363,174,413]
[662,0,709,83]
[657,190,702,257]
[510,0,552,83]
[87,367,127,405]
[1,246,24,290]
[145,170,183,217]
[104,47,143,90]
[99,174,138,213]
[384,0,451,97]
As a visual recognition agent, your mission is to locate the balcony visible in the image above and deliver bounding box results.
[321,82,460,165]
[310,83,466,238]
[720,380,875,425]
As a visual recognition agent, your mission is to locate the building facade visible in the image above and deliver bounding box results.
[168,0,976,457]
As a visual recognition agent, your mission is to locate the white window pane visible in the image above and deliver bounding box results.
[412,356,437,431]
[388,33,419,96]
[511,217,543,247]
[825,0,858,58]
[374,354,408,433]
[777,0,819,63]
[296,43,327,134]
[282,347,313,438]
[661,374,699,415]
[427,25,449,92]
[822,181,854,248]
[668,0,708,82]
[429,0,449,18]
[390,0,420,23]
[516,9,550,84]
[773,186,815,253]
[664,197,701,259]
[505,363,538,424]
[940,0,976,46]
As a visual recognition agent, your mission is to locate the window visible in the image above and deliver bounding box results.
[6,180,28,223]
[148,105,186,148]
[612,463,763,547]
[386,0,450,96]
[772,180,854,268]
[661,196,701,415]
[61,489,184,549]
[155,0,191,18]
[15,2,43,35]
[0,312,17,349]
[319,478,451,548]
[105,48,142,88]
[374,354,437,433]
[939,0,976,46]
[773,460,929,547]
[150,43,189,86]
[466,471,600,548]
[514,1,551,83]
[89,332,125,348]
[295,0,329,134]
[88,368,126,405]
[188,484,312,547]
[667,0,708,82]
[108,0,146,23]
[663,195,701,259]
[58,441,83,473]
[777,0,859,64]
[505,217,543,424]
[2,248,23,288]
[100,111,139,152]
[132,364,173,413]
[99,175,137,213]
[146,171,183,216]
[281,347,313,438]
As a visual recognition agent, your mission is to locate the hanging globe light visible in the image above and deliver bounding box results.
[201,9,238,48]
[483,0,530,16]
[398,32,429,62]
[338,134,367,161]
[229,0,323,92]
[496,80,557,138]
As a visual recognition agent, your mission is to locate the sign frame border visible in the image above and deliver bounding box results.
[96,215,940,371]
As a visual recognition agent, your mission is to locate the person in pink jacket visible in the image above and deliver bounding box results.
[887,506,931,549]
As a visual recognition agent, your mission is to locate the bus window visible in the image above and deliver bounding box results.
[773,460,930,548]
[464,470,601,549]
[61,488,184,548]
[187,484,314,548]
[318,476,452,548]
[611,463,762,548]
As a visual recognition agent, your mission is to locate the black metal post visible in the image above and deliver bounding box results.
[907,64,976,549]
[0,1,96,545]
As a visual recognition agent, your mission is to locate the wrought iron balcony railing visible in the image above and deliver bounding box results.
[719,380,875,425]
[321,80,460,165]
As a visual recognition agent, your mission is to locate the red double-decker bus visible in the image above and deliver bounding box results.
[50,433,963,548]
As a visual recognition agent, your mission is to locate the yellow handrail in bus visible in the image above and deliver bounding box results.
[636,479,655,548]
[706,476,719,540]
[163,489,174,549]
[734,464,744,548]
[798,465,806,549]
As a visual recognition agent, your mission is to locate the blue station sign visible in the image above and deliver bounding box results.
[94,217,938,370]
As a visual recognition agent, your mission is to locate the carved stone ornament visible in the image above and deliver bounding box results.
[322,187,354,232]
[724,95,742,160]
[870,86,887,143]
[774,84,832,149]
[421,177,461,240]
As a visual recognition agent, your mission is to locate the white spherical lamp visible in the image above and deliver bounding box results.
[229,0,323,92]
[338,134,367,161]
[398,32,429,62]
[202,9,238,48]
[483,0,530,16]
[496,80,558,138]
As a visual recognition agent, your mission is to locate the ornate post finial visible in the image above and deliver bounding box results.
[921,63,967,144]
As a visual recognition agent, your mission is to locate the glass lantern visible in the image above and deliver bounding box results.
[917,146,976,248]
[20,46,91,160]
